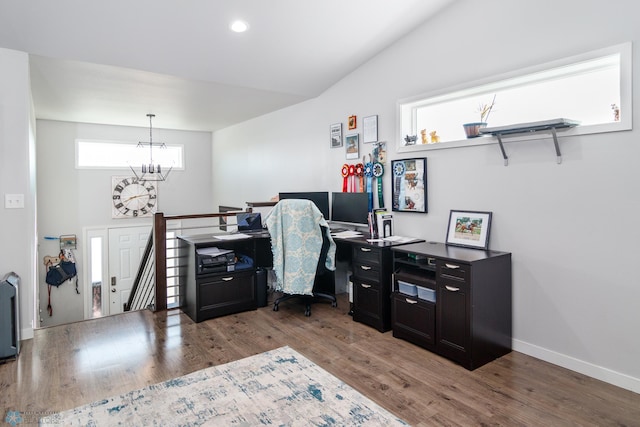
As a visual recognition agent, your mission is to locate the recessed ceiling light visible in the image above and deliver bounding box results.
[230,20,249,33]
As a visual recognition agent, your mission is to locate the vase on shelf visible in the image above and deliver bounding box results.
[462,122,487,138]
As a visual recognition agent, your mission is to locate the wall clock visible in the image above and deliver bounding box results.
[111,176,157,218]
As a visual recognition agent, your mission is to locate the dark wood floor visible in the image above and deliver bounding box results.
[1,293,639,426]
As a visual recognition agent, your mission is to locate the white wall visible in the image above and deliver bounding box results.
[212,0,640,392]
[36,120,213,327]
[0,48,37,340]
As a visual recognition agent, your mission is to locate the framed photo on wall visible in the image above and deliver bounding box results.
[445,210,492,250]
[330,123,343,148]
[362,115,378,143]
[345,134,359,159]
[348,115,357,130]
[391,157,427,213]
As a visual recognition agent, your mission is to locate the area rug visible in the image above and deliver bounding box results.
[41,346,408,426]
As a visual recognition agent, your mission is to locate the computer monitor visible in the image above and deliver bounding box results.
[278,191,330,220]
[330,192,369,228]
[236,212,263,232]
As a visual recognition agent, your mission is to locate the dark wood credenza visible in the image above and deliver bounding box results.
[390,242,512,370]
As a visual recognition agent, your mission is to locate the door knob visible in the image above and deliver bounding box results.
[111,288,116,293]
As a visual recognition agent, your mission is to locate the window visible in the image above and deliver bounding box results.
[76,140,184,170]
[398,42,631,151]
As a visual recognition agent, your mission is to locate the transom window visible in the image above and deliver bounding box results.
[76,140,184,170]
[398,42,631,150]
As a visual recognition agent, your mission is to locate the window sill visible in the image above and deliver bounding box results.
[397,120,630,155]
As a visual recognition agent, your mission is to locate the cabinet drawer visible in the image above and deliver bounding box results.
[352,260,380,282]
[437,260,470,282]
[391,293,435,347]
[198,270,255,311]
[352,245,382,266]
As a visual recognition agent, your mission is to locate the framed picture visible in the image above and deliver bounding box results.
[391,158,427,213]
[445,210,492,250]
[345,133,359,160]
[348,115,357,130]
[362,115,378,143]
[330,123,343,148]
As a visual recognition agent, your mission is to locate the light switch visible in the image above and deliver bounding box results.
[5,193,25,209]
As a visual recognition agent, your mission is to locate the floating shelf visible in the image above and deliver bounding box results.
[480,118,580,166]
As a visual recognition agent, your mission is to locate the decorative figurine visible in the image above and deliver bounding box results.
[430,131,440,143]
[420,129,428,144]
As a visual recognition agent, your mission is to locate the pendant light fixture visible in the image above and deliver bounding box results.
[130,113,172,182]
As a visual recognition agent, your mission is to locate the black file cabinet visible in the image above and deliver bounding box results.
[178,235,260,323]
[351,243,394,332]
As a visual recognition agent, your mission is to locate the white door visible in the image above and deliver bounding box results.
[108,226,151,315]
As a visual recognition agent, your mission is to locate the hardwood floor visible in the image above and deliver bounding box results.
[1,293,639,426]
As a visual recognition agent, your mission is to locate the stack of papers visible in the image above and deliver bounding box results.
[331,230,363,239]
[214,233,250,240]
[382,235,415,243]
[366,235,416,243]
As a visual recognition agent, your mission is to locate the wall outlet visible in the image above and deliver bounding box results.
[5,193,24,209]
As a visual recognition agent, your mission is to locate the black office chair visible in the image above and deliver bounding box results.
[272,225,337,316]
[265,199,337,317]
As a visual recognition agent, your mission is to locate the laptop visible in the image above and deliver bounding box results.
[236,212,264,233]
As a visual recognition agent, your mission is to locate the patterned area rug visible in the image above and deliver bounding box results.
[41,346,408,426]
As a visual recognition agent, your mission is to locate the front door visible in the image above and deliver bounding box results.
[108,225,151,315]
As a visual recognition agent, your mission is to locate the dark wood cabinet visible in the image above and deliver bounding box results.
[178,234,261,323]
[346,238,424,332]
[391,242,512,370]
[351,243,392,332]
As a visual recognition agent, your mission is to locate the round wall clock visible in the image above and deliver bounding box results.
[111,176,157,218]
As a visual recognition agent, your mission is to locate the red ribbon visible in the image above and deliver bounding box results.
[341,164,349,192]
[355,163,364,192]
[348,165,356,192]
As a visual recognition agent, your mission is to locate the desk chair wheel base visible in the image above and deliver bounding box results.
[272,292,336,317]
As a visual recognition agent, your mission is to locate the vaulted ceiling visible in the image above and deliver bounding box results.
[0,0,455,131]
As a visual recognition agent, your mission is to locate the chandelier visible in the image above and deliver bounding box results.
[130,113,173,182]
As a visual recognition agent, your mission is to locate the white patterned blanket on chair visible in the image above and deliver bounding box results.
[265,199,336,296]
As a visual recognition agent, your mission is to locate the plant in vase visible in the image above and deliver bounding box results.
[463,94,496,138]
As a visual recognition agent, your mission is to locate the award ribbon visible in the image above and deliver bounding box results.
[341,164,349,192]
[373,162,384,208]
[355,163,364,193]
[364,161,374,211]
[348,164,356,192]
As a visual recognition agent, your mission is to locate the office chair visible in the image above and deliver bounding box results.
[265,199,337,316]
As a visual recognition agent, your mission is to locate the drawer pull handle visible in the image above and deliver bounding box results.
[445,285,460,292]
[360,265,372,271]
[445,263,460,269]
[360,247,372,252]
[405,298,418,304]
[361,283,372,288]
[221,277,234,282]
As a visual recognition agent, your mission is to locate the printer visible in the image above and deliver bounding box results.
[196,247,236,274]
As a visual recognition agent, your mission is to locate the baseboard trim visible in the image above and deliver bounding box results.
[513,339,640,394]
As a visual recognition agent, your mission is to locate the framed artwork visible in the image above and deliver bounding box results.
[348,115,357,130]
[445,210,492,250]
[345,133,359,160]
[391,158,427,213]
[330,123,343,148]
[372,141,386,164]
[362,115,378,143]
